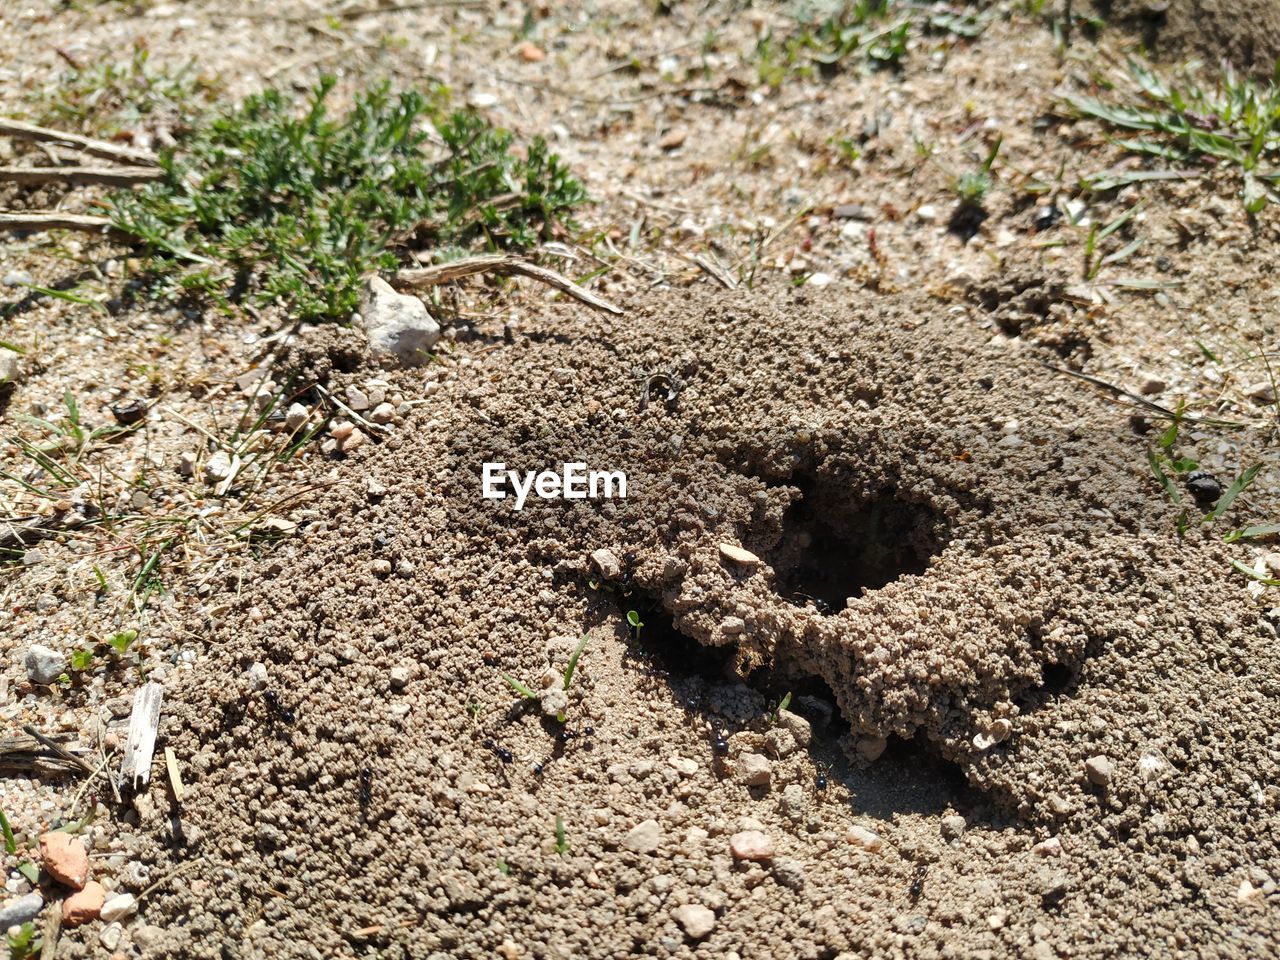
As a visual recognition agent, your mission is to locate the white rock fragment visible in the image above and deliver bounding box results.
[718,542,760,566]
[1032,836,1063,857]
[360,276,441,367]
[0,347,20,383]
[24,645,64,685]
[736,753,772,787]
[1138,755,1166,783]
[591,548,621,580]
[623,819,661,854]
[369,402,396,424]
[284,403,308,431]
[99,892,137,923]
[673,903,716,940]
[203,450,233,484]
[729,829,775,861]
[1085,755,1113,787]
[846,825,883,852]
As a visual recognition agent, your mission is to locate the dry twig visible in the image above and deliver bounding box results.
[0,117,158,166]
[0,165,161,187]
[396,255,623,315]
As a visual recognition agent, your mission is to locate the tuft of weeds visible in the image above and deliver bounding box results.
[109,77,588,322]
[28,44,218,141]
[1147,408,1264,542]
[753,0,994,87]
[502,634,591,723]
[755,0,908,86]
[1065,58,1280,211]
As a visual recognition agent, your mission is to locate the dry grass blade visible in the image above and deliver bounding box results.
[20,725,96,777]
[396,255,624,315]
[0,165,162,187]
[0,116,158,165]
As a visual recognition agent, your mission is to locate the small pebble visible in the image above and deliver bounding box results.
[846,825,883,852]
[25,644,65,685]
[623,819,662,854]
[61,880,105,925]
[736,753,772,787]
[729,830,775,861]
[1085,755,1113,787]
[940,815,966,841]
[673,903,716,939]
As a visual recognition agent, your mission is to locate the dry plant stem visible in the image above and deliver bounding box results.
[21,725,96,777]
[0,165,162,187]
[396,255,624,315]
[0,117,158,165]
[39,904,61,960]
[0,212,120,234]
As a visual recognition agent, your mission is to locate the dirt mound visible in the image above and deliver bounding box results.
[121,283,1277,958]
[1099,0,1280,74]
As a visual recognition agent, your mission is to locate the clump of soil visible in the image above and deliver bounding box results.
[126,284,1278,958]
[1099,0,1280,75]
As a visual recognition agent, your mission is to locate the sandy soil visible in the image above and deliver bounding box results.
[1,2,1278,959]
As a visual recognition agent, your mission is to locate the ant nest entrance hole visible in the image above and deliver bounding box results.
[768,476,951,614]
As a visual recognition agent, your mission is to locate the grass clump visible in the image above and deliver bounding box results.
[755,1,908,86]
[109,76,588,322]
[1065,59,1280,211]
[29,44,217,140]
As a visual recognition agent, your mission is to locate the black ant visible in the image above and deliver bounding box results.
[713,729,730,757]
[815,763,831,792]
[619,551,639,594]
[483,738,514,763]
[791,592,834,616]
[358,767,373,817]
[262,690,294,724]
[909,864,927,902]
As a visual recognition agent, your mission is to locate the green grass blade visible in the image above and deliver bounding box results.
[1206,464,1262,521]
[561,633,591,690]
[501,673,538,700]
[0,807,15,854]
[1147,450,1181,503]
[1231,559,1280,585]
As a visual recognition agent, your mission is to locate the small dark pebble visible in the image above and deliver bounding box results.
[1033,205,1061,231]
[1185,470,1222,506]
[111,399,148,425]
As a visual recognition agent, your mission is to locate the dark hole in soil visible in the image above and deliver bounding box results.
[615,592,736,700]
[1040,661,1075,696]
[769,477,948,613]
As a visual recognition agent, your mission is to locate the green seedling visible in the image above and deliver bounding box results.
[562,634,590,691]
[953,136,1002,208]
[501,674,539,700]
[107,629,138,655]
[497,858,511,876]
[6,922,39,960]
[30,44,217,140]
[626,610,644,640]
[69,648,95,673]
[554,814,568,856]
[0,807,15,854]
[466,699,482,720]
[15,861,39,886]
[768,691,794,726]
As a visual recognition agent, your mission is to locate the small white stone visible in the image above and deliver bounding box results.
[203,450,233,483]
[284,403,308,431]
[718,542,760,566]
[99,922,123,950]
[673,903,716,939]
[24,645,64,685]
[591,548,621,580]
[736,753,772,787]
[99,893,136,923]
[846,825,883,852]
[369,402,396,424]
[1032,836,1062,857]
[623,819,661,854]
